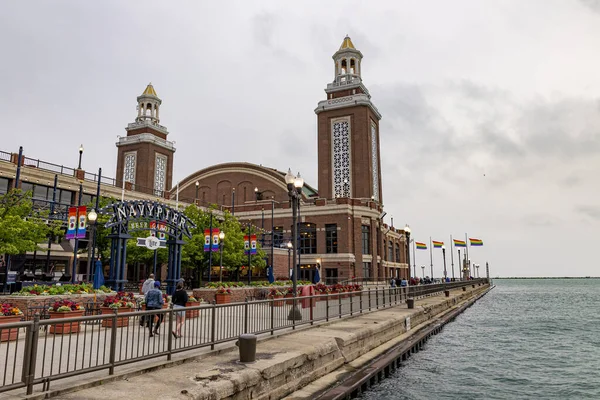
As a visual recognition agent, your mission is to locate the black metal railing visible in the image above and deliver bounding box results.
[0,279,488,395]
[0,151,11,162]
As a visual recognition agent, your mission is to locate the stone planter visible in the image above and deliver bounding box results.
[215,293,231,305]
[100,307,133,328]
[284,293,295,305]
[49,310,85,334]
[0,315,22,341]
[270,295,284,307]
[185,302,200,318]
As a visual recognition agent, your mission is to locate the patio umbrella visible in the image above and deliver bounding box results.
[267,265,275,284]
[93,260,105,289]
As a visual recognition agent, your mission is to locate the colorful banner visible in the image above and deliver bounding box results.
[416,242,427,250]
[432,241,444,248]
[469,238,483,246]
[150,221,167,240]
[244,235,250,255]
[211,228,220,252]
[453,239,467,247]
[250,234,257,255]
[75,206,87,239]
[66,207,77,239]
[204,229,211,252]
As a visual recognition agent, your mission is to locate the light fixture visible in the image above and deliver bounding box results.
[254,187,258,192]
[219,231,225,240]
[195,181,199,187]
[79,144,84,153]
[441,245,445,250]
[287,241,292,249]
[88,209,97,222]
[404,224,411,234]
[294,172,304,189]
[285,168,295,185]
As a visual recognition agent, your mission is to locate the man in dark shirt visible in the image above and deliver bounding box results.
[144,281,164,337]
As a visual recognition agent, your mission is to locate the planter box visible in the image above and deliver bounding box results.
[100,307,133,328]
[185,302,200,318]
[215,293,231,304]
[0,315,22,341]
[284,294,295,305]
[270,295,284,307]
[49,310,85,334]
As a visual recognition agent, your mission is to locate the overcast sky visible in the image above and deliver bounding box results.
[1,0,599,277]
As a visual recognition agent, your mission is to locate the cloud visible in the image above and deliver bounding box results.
[579,0,600,13]
[576,205,600,220]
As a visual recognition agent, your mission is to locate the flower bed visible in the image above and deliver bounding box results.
[0,303,24,341]
[100,292,136,328]
[16,283,112,296]
[48,300,85,334]
[185,296,205,318]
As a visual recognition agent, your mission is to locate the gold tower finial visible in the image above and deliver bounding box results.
[142,83,157,97]
[339,35,355,50]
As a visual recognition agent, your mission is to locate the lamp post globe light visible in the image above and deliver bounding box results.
[404,225,411,281]
[285,168,304,321]
[77,144,84,169]
[87,209,98,282]
[287,241,292,278]
[219,231,225,282]
[195,181,199,205]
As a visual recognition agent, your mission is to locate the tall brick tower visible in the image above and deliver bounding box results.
[115,84,175,196]
[315,36,383,203]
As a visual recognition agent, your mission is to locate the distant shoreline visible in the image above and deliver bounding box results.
[494,277,597,279]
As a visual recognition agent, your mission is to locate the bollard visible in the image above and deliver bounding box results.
[236,334,257,363]
[406,298,415,309]
[444,290,450,297]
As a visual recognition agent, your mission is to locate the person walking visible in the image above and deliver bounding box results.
[141,273,155,295]
[144,280,164,337]
[171,282,188,338]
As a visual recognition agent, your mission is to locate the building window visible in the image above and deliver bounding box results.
[124,151,137,184]
[388,241,394,262]
[299,223,317,254]
[361,225,370,254]
[395,243,401,263]
[362,262,371,279]
[0,177,9,194]
[371,121,379,201]
[154,153,167,195]
[325,224,338,254]
[273,226,284,247]
[332,118,351,198]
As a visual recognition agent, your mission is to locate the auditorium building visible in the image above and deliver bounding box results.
[0,36,411,284]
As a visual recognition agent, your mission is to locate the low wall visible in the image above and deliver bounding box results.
[2,293,114,318]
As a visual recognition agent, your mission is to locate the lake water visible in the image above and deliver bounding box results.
[359,279,600,399]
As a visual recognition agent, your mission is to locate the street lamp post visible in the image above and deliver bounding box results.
[287,241,292,278]
[458,249,461,280]
[77,145,84,169]
[247,223,252,285]
[441,245,447,281]
[404,225,411,281]
[421,265,425,279]
[195,181,199,205]
[285,168,304,321]
[475,263,480,278]
[219,231,225,282]
[87,209,98,283]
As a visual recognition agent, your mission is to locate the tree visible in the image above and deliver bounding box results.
[181,205,266,286]
[0,189,62,255]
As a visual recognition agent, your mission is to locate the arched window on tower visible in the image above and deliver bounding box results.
[350,59,356,74]
[341,59,347,74]
[145,103,152,117]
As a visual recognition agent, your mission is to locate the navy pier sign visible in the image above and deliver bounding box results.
[100,200,196,294]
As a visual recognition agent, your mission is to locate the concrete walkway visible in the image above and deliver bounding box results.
[18,285,489,400]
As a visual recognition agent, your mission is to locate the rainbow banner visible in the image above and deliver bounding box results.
[432,241,444,248]
[204,229,211,252]
[66,207,77,239]
[453,239,466,247]
[75,206,87,239]
[469,238,483,246]
[416,242,427,250]
[211,228,220,252]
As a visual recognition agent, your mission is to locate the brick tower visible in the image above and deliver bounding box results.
[115,84,175,196]
[315,36,383,203]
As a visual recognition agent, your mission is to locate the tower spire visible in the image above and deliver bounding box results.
[136,83,161,124]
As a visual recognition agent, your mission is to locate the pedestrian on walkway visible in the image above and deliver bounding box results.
[145,280,164,337]
[141,273,155,295]
[171,282,188,338]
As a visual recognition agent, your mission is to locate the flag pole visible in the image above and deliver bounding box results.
[465,233,470,277]
[429,236,433,280]
[450,234,454,280]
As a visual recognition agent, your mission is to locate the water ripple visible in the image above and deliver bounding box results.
[359,279,600,400]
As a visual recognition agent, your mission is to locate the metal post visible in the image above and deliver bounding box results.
[208,213,213,283]
[77,145,83,170]
[270,200,274,277]
[231,188,235,215]
[210,302,216,350]
[71,184,83,283]
[219,240,224,282]
[45,174,58,271]
[429,236,433,281]
[108,309,118,375]
[406,232,411,281]
[458,249,461,280]
[247,223,252,285]
[167,304,174,361]
[412,239,416,280]
[442,247,447,281]
[25,313,40,395]
[450,234,455,280]
[261,207,264,246]
[14,146,23,188]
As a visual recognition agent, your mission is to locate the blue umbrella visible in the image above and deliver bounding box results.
[267,265,275,284]
[313,265,320,284]
[93,260,105,289]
